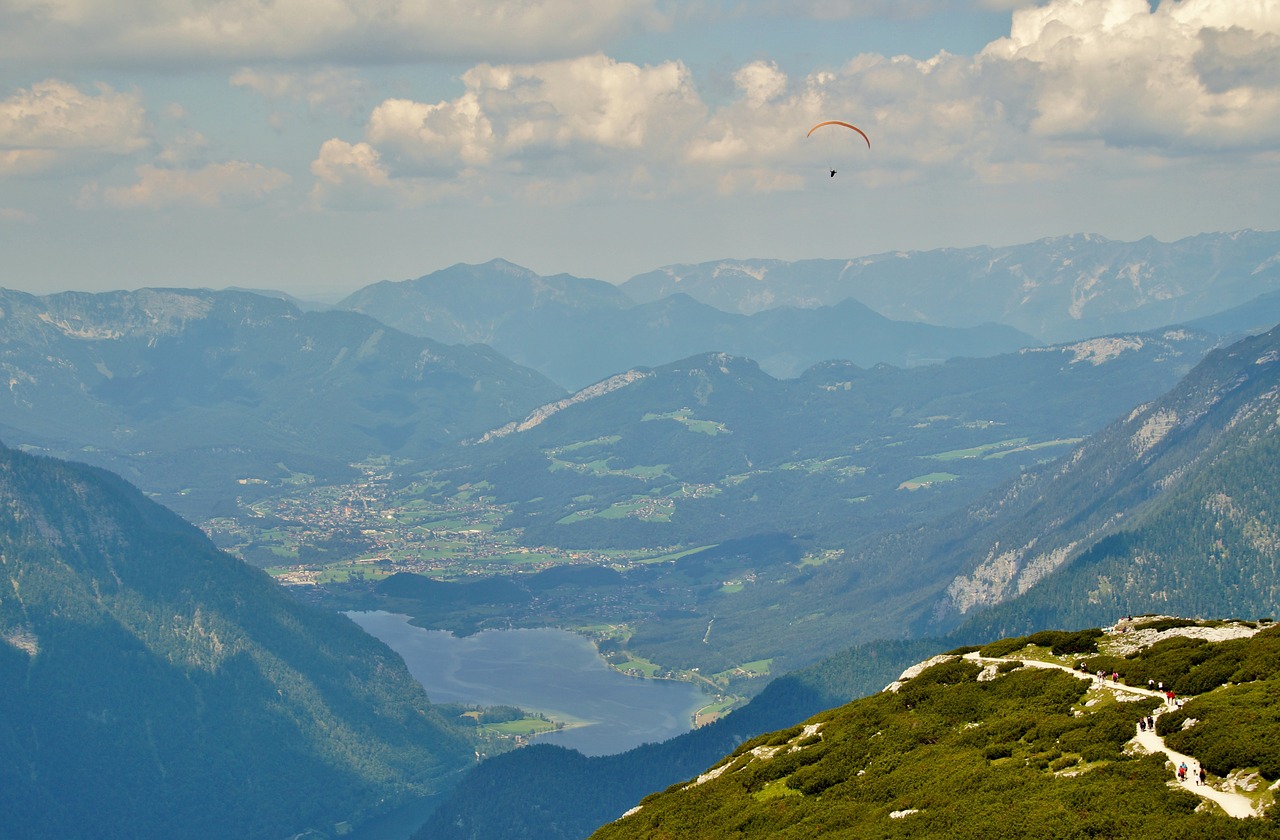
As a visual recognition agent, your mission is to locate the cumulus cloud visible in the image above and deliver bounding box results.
[86,161,290,209]
[309,138,434,209]
[0,79,149,177]
[307,0,1280,206]
[1,0,667,68]
[312,54,706,207]
[983,0,1280,149]
[230,67,372,120]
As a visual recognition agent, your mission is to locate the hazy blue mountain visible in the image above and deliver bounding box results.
[920,323,1280,639]
[0,287,563,518]
[1181,287,1280,343]
[338,259,635,347]
[0,444,479,840]
[623,230,1280,343]
[336,259,1035,389]
[348,328,1221,682]
[441,328,1218,557]
[413,317,1280,840]
[223,285,336,311]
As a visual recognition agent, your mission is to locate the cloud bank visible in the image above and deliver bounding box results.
[310,0,1280,209]
[0,0,668,67]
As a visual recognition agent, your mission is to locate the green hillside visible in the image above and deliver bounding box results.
[593,620,1280,839]
[0,444,480,839]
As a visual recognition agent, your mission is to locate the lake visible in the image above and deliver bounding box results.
[347,611,707,756]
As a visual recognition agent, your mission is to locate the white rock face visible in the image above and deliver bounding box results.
[885,655,957,693]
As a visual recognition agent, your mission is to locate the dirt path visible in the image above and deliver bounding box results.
[963,653,1257,818]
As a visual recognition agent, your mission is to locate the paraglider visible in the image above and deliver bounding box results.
[806,120,870,148]
[808,120,869,178]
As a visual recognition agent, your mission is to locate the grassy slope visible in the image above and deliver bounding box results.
[593,623,1280,839]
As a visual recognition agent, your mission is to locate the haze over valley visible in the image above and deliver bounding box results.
[5,0,1280,836]
[5,228,1280,838]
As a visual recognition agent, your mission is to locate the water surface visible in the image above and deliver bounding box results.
[348,611,706,756]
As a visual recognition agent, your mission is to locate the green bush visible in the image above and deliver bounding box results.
[1048,755,1077,772]
[1024,628,1104,655]
[978,636,1030,658]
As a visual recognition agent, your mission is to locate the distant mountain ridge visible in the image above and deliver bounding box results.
[622,230,1280,342]
[338,259,1035,389]
[0,443,479,839]
[0,286,563,517]
[436,328,1218,558]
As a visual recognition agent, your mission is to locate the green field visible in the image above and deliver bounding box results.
[482,718,561,736]
[642,408,730,436]
[898,472,959,490]
[928,438,1030,460]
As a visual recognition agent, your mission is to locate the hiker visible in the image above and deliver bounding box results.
[1199,766,1206,786]
[1178,762,1188,781]
[1138,718,1146,732]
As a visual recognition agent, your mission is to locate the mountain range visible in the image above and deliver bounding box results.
[439,328,1217,555]
[5,229,1280,840]
[338,259,1034,388]
[409,318,1280,840]
[0,443,480,840]
[927,325,1280,638]
[0,287,562,518]
[622,230,1280,343]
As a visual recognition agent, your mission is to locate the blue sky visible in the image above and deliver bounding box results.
[2,0,1278,300]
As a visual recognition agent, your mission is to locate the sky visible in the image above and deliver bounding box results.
[2,0,1279,300]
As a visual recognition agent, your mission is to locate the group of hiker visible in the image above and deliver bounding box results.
[1071,663,1207,787]
[1177,761,1207,786]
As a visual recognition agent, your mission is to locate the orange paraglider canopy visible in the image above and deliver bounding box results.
[806,120,870,148]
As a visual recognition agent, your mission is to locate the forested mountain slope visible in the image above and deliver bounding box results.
[920,323,1280,639]
[446,328,1215,554]
[0,444,479,840]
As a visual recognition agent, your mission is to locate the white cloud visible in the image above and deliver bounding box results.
[312,0,1280,207]
[1,0,667,68]
[87,161,290,208]
[313,54,707,207]
[0,207,35,222]
[698,0,1280,192]
[0,79,149,176]
[309,138,431,209]
[230,67,372,120]
[733,61,789,107]
[982,0,1280,149]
